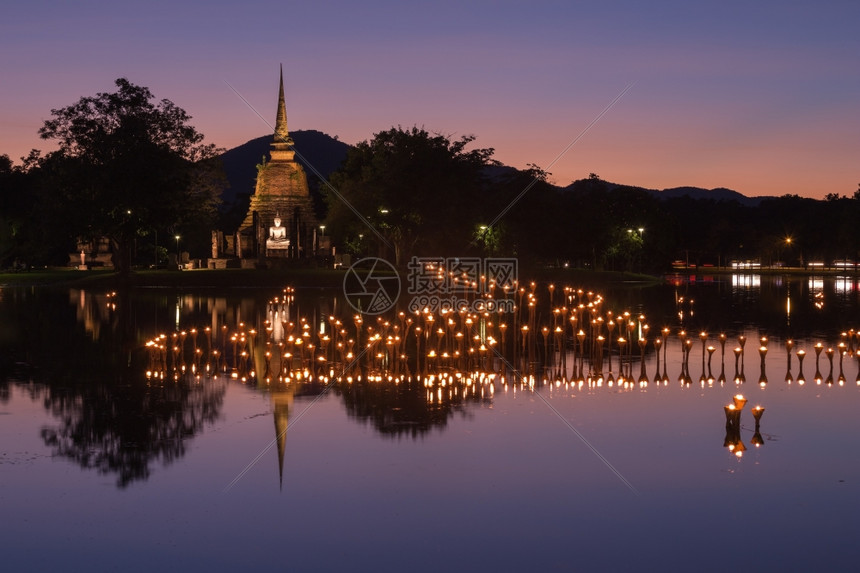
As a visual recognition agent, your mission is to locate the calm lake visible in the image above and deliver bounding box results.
[2,272,860,572]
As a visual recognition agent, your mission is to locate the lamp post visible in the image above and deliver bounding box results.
[175,235,181,270]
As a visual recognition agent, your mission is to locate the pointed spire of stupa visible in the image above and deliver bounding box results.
[272,389,291,490]
[274,64,290,144]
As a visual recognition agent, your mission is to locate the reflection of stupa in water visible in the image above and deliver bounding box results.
[267,381,329,488]
[271,387,293,489]
[211,66,319,267]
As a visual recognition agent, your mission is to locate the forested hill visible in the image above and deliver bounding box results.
[561,180,770,207]
[649,186,768,206]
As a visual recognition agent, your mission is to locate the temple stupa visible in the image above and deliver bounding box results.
[235,66,319,263]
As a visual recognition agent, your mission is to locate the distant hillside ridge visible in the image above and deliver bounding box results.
[560,178,770,206]
[219,132,773,218]
[655,186,770,206]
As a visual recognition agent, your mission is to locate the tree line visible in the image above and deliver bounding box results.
[1,79,857,274]
[0,79,226,274]
[324,127,860,272]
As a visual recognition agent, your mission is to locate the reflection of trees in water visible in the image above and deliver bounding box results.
[4,279,858,489]
[134,289,497,441]
[334,376,490,438]
[0,288,227,488]
[40,376,225,487]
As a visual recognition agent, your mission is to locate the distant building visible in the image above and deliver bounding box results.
[210,66,320,268]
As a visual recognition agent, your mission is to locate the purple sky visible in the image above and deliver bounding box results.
[2,0,858,198]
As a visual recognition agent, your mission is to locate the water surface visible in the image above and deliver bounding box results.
[2,275,859,571]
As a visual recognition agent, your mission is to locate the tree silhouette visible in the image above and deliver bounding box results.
[334,376,487,438]
[36,78,225,273]
[0,288,226,488]
[325,126,495,265]
[40,376,225,487]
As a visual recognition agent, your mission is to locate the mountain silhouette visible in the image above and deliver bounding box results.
[218,130,771,227]
[654,186,768,206]
[218,129,350,220]
[561,179,770,206]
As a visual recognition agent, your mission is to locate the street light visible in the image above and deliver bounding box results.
[782,236,793,268]
[175,235,181,269]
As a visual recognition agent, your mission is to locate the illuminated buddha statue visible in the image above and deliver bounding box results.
[267,216,289,250]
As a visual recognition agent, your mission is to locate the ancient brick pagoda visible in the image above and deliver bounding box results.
[210,66,319,267]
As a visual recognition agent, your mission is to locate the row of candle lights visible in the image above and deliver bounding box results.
[140,282,860,390]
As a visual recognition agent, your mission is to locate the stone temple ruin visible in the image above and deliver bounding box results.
[209,66,321,268]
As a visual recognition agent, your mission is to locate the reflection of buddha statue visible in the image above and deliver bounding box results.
[267,216,289,250]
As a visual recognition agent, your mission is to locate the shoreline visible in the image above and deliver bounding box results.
[3,264,855,291]
[0,267,663,290]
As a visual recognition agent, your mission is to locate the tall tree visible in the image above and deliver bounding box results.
[0,154,42,267]
[325,126,495,266]
[37,78,224,273]
[0,155,19,266]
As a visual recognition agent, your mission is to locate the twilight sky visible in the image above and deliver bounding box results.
[2,0,858,198]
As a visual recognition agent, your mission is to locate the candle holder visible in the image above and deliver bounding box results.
[796,349,806,385]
